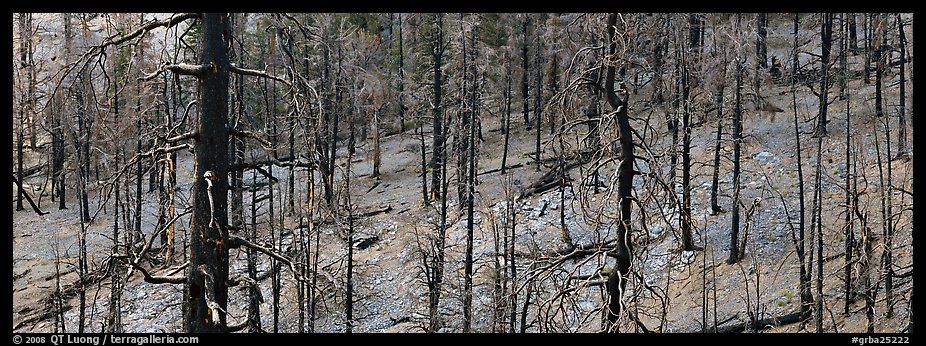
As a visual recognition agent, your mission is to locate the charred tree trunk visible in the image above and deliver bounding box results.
[843,57,854,316]
[864,14,872,84]
[463,16,478,333]
[429,14,445,202]
[182,13,231,333]
[792,13,812,319]
[896,14,907,158]
[680,45,695,251]
[728,43,744,264]
[813,134,824,332]
[398,14,406,133]
[345,122,355,333]
[875,15,884,119]
[521,16,531,129]
[710,46,726,215]
[603,13,634,332]
[757,13,768,68]
[812,13,833,138]
[501,50,513,175]
[849,14,858,51]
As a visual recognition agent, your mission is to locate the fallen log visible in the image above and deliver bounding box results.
[12,174,49,215]
[708,311,807,333]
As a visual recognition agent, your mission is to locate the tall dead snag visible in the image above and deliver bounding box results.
[875,14,885,119]
[812,133,824,332]
[428,13,446,202]
[756,13,768,68]
[603,13,634,332]
[895,14,907,158]
[842,46,854,316]
[812,13,833,138]
[728,23,744,264]
[182,13,231,333]
[521,15,531,129]
[709,24,727,215]
[501,50,513,175]
[680,21,696,251]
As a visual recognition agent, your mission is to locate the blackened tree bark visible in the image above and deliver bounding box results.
[429,13,446,202]
[689,14,701,50]
[843,60,854,316]
[812,13,833,138]
[791,13,812,319]
[463,15,479,333]
[757,13,768,68]
[182,13,231,333]
[681,26,695,251]
[16,13,26,212]
[839,13,848,99]
[533,26,543,172]
[875,14,884,119]
[896,14,907,158]
[728,35,744,264]
[849,14,858,51]
[521,16,531,129]
[346,122,356,333]
[710,37,727,215]
[398,14,406,133]
[812,134,824,332]
[501,50,513,175]
[864,14,872,84]
[603,13,634,331]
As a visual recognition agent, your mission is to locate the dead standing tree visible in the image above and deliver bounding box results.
[59,12,297,332]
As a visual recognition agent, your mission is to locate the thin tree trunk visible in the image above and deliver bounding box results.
[522,16,530,129]
[875,15,884,118]
[849,14,858,51]
[345,121,355,333]
[429,14,445,202]
[681,45,695,251]
[757,13,768,68]
[896,14,907,158]
[709,50,726,215]
[812,13,833,137]
[728,28,743,264]
[534,23,543,171]
[843,57,854,316]
[813,134,824,333]
[501,50,512,175]
[792,13,812,320]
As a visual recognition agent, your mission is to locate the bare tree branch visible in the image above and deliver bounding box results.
[229,64,291,86]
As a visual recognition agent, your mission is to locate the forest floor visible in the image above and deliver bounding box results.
[12,19,913,333]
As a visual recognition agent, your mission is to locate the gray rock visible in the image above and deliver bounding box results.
[755,151,780,164]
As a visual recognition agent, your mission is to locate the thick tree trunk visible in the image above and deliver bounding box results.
[603,13,634,332]
[182,13,231,333]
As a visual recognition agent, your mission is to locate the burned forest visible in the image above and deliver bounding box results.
[11,12,914,334]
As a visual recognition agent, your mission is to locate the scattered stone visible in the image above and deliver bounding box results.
[755,151,781,164]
